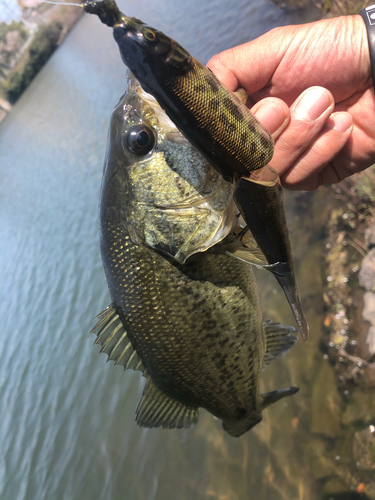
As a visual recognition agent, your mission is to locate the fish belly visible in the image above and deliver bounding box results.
[100,221,264,422]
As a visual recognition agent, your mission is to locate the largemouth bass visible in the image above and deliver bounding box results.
[83,0,309,340]
[91,75,299,437]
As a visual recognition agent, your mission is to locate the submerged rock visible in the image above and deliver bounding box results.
[362,292,375,355]
[342,388,375,426]
[353,426,375,471]
[359,249,375,291]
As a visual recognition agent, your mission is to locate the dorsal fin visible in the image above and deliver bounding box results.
[262,320,298,371]
[90,304,146,374]
[136,378,199,429]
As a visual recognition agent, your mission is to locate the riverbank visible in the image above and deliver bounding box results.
[0,3,83,120]
[289,174,375,498]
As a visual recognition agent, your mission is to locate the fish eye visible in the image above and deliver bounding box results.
[144,29,156,42]
[126,125,156,155]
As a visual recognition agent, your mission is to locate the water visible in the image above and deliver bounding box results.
[1,1,371,499]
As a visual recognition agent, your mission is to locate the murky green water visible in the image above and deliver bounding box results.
[1,1,373,499]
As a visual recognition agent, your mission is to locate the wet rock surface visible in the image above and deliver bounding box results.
[359,249,375,292]
[305,171,375,498]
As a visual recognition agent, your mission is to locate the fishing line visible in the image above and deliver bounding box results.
[42,0,83,7]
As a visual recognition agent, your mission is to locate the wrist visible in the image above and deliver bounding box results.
[358,10,374,90]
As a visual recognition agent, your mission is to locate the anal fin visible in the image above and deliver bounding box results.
[136,378,199,429]
[90,304,146,375]
[262,320,298,371]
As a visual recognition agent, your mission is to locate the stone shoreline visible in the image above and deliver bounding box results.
[0,4,83,121]
[321,173,375,385]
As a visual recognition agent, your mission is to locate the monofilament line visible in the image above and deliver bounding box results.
[42,0,83,7]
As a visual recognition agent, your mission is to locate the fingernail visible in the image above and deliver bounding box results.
[327,112,353,133]
[254,102,287,135]
[294,87,332,121]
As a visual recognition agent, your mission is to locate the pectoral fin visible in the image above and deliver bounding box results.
[220,233,268,267]
[136,378,199,429]
[262,320,298,371]
[234,165,309,340]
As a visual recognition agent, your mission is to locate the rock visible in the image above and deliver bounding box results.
[366,326,375,356]
[342,388,375,426]
[304,438,337,479]
[362,292,375,324]
[359,249,375,291]
[365,224,375,249]
[362,292,375,356]
[353,427,375,471]
[323,477,352,496]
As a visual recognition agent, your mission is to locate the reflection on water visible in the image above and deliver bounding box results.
[1,0,373,499]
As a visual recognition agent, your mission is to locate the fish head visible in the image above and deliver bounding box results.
[100,74,237,263]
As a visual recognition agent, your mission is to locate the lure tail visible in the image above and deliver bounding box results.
[234,166,309,340]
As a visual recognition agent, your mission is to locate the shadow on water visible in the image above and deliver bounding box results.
[0,0,374,499]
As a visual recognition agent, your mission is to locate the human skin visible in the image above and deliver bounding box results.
[207,15,374,190]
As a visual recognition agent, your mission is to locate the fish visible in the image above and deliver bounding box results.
[90,74,299,437]
[82,0,309,340]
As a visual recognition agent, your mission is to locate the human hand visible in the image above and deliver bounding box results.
[208,16,374,190]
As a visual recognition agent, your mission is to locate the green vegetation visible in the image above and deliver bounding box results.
[0,20,28,44]
[0,20,28,73]
[0,21,63,104]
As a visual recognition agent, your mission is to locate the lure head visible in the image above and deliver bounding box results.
[112,19,193,84]
[83,0,192,85]
[83,0,122,27]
